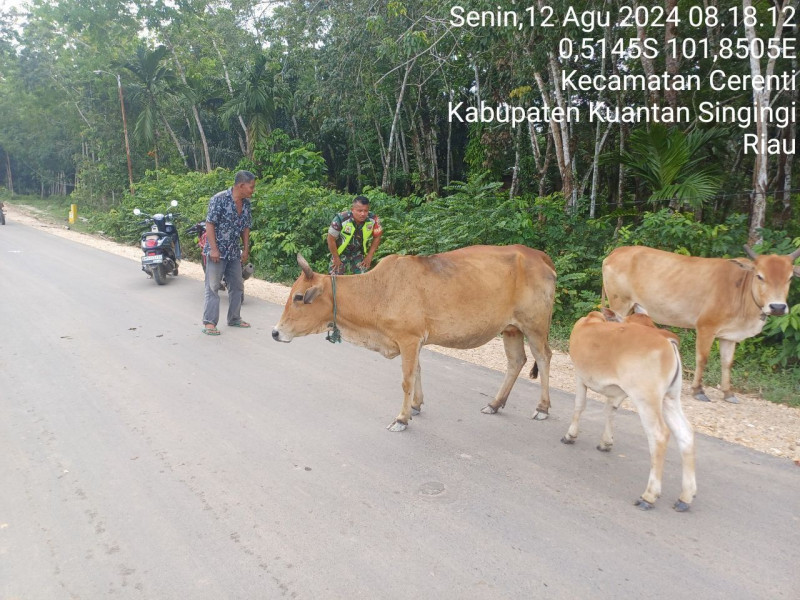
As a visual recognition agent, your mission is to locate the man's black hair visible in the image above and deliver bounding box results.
[353,195,370,205]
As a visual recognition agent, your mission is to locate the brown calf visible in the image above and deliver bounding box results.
[563,306,696,511]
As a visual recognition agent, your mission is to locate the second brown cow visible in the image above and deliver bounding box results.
[603,245,800,403]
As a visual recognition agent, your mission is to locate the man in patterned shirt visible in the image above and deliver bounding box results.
[201,170,254,335]
[327,195,383,275]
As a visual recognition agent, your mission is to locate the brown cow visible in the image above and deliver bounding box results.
[562,305,696,511]
[271,245,556,431]
[603,245,800,403]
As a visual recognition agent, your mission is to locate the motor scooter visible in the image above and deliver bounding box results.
[133,200,181,285]
[0,202,6,225]
[185,220,254,299]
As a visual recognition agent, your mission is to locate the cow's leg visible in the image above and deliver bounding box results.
[481,327,527,415]
[411,361,424,415]
[560,381,588,444]
[597,394,625,452]
[662,393,697,512]
[631,397,670,509]
[387,340,422,432]
[718,339,739,404]
[526,332,552,420]
[692,328,716,402]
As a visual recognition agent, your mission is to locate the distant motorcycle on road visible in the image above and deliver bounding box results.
[0,202,6,225]
[133,201,181,285]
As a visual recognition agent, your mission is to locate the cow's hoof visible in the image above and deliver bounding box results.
[723,394,739,404]
[635,498,655,510]
[673,499,692,512]
[596,444,612,452]
[694,391,711,402]
[411,406,421,416]
[560,436,576,445]
[532,410,549,421]
[386,420,407,432]
[481,405,498,415]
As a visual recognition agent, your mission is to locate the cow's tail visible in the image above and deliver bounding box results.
[668,339,682,391]
[529,361,539,379]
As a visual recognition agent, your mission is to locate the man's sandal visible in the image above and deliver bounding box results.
[229,321,251,328]
[202,327,221,336]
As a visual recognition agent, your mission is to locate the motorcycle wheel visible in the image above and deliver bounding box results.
[152,263,167,285]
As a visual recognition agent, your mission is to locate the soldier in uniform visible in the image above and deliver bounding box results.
[327,195,383,274]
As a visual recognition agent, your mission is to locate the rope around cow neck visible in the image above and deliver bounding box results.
[326,274,342,343]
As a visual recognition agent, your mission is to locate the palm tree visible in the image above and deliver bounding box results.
[619,123,724,210]
[123,45,188,169]
[220,54,284,157]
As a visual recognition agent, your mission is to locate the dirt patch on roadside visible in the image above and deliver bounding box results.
[8,202,799,462]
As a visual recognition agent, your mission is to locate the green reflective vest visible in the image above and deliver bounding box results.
[337,216,377,255]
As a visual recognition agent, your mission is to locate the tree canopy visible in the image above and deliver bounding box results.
[0,0,797,241]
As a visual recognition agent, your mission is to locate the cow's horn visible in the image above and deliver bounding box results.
[789,247,800,261]
[297,253,314,279]
[743,244,758,260]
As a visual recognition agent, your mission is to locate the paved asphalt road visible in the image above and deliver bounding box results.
[1,220,798,600]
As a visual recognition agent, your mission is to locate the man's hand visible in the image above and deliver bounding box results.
[209,248,221,263]
[357,257,372,271]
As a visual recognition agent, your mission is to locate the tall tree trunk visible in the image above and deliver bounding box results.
[425,117,439,194]
[548,53,575,209]
[782,26,798,222]
[589,21,611,218]
[534,65,574,208]
[663,0,680,112]
[161,115,188,168]
[615,123,628,237]
[168,42,212,172]
[635,1,660,108]
[446,89,453,187]
[349,122,363,189]
[744,0,790,244]
[5,152,12,194]
[586,123,613,217]
[212,38,249,155]
[382,59,415,191]
[510,124,522,200]
[528,121,551,197]
[410,113,426,192]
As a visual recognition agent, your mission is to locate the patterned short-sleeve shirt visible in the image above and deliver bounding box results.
[204,187,252,260]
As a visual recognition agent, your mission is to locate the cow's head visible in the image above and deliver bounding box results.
[732,245,800,316]
[271,254,332,342]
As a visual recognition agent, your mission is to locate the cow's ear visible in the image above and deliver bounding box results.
[729,258,754,271]
[303,285,323,304]
[793,266,800,278]
[601,307,621,322]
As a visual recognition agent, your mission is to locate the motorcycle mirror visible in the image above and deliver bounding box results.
[170,200,178,207]
[133,208,141,216]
